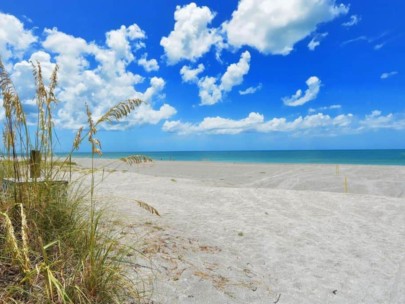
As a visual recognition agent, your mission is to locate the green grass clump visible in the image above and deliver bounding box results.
[0,58,151,303]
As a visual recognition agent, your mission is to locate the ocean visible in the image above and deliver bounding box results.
[63,150,405,166]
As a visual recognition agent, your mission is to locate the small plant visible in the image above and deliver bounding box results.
[344,176,348,193]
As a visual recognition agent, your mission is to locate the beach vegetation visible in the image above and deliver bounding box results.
[0,58,152,303]
[344,176,348,193]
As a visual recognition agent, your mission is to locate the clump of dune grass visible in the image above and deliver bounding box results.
[0,58,153,303]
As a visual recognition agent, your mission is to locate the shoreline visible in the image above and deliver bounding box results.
[71,156,405,167]
[58,148,405,166]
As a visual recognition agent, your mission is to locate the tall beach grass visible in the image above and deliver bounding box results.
[0,58,152,303]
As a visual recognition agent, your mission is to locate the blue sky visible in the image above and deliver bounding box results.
[0,0,404,151]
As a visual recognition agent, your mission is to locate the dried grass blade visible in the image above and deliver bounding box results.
[0,58,26,123]
[19,204,31,271]
[73,127,83,150]
[135,200,160,216]
[96,98,143,124]
[47,64,59,104]
[0,211,26,272]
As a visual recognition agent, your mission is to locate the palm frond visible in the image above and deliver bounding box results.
[120,155,152,165]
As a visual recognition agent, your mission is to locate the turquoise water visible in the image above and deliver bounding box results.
[62,150,405,166]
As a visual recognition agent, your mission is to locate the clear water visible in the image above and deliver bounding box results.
[59,150,405,166]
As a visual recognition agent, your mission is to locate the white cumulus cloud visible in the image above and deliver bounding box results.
[137,53,159,72]
[163,109,405,136]
[180,63,205,82]
[342,15,361,27]
[2,14,176,130]
[197,76,222,106]
[257,113,353,132]
[224,0,348,55]
[309,104,341,113]
[105,24,146,60]
[163,112,264,134]
[380,71,398,79]
[357,110,405,131]
[180,51,251,105]
[128,103,177,128]
[0,12,37,61]
[239,83,262,95]
[220,51,251,92]
[160,3,221,64]
[359,110,395,130]
[308,32,329,51]
[163,111,356,135]
[283,76,321,107]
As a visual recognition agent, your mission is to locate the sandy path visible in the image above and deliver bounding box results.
[73,159,405,303]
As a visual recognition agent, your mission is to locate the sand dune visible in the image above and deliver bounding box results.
[74,158,405,303]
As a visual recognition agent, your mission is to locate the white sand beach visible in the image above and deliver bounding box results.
[73,159,405,304]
